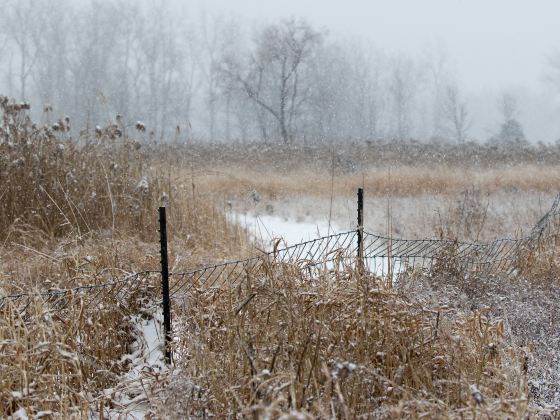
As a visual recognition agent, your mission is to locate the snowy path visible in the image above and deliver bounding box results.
[232,212,340,249]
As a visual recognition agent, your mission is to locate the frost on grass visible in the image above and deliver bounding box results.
[93,309,168,419]
[135,176,149,195]
[398,255,560,412]
[152,262,535,418]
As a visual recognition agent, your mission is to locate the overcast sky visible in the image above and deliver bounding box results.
[193,0,558,93]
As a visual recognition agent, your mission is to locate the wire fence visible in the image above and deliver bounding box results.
[2,194,560,319]
[169,230,359,298]
[169,194,560,299]
[360,193,560,278]
[0,271,160,313]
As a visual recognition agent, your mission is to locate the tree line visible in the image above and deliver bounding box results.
[0,0,557,145]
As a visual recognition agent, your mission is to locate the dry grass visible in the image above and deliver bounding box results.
[396,238,560,413]
[191,164,560,202]
[1,97,157,242]
[159,139,560,203]
[161,140,560,171]
[0,100,249,418]
[0,97,250,292]
[0,280,158,417]
[158,264,533,418]
[2,98,560,417]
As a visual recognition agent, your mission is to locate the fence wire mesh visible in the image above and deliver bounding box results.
[362,194,560,278]
[2,194,560,314]
[0,271,160,315]
[169,230,359,299]
[169,194,560,299]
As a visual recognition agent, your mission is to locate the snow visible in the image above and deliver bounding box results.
[232,212,340,249]
[125,312,166,378]
[470,384,484,405]
[6,408,49,420]
[135,176,149,194]
[8,408,28,420]
[366,257,404,280]
[93,309,168,419]
[232,211,405,278]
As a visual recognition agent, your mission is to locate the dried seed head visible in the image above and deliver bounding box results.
[160,192,169,206]
[470,384,485,405]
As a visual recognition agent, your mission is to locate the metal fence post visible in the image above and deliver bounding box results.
[357,188,364,267]
[159,206,172,364]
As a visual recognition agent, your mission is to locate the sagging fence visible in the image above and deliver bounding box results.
[2,190,560,363]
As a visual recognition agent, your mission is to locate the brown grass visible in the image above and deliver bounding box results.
[158,265,533,418]
[0,279,157,416]
[1,98,558,417]
[191,164,560,201]
[0,100,249,418]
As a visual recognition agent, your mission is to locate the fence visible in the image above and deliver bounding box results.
[2,191,560,363]
[169,192,560,294]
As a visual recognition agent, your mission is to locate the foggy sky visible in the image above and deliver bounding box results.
[195,0,559,93]
[2,0,559,142]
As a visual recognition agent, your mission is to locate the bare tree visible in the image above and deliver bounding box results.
[343,41,385,141]
[305,41,346,142]
[198,14,245,141]
[442,84,470,143]
[546,49,560,89]
[0,22,7,58]
[197,13,221,140]
[388,55,418,140]
[0,0,43,100]
[423,41,454,138]
[225,18,322,143]
[494,92,526,145]
[30,0,72,112]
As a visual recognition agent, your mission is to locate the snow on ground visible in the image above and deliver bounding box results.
[232,191,556,242]
[7,311,168,420]
[92,309,168,419]
[231,211,408,279]
[231,212,340,249]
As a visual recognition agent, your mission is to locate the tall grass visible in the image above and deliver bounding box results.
[192,164,560,201]
[158,264,532,418]
[0,279,158,417]
[0,97,250,289]
[0,97,556,417]
[0,98,248,418]
[1,97,158,241]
